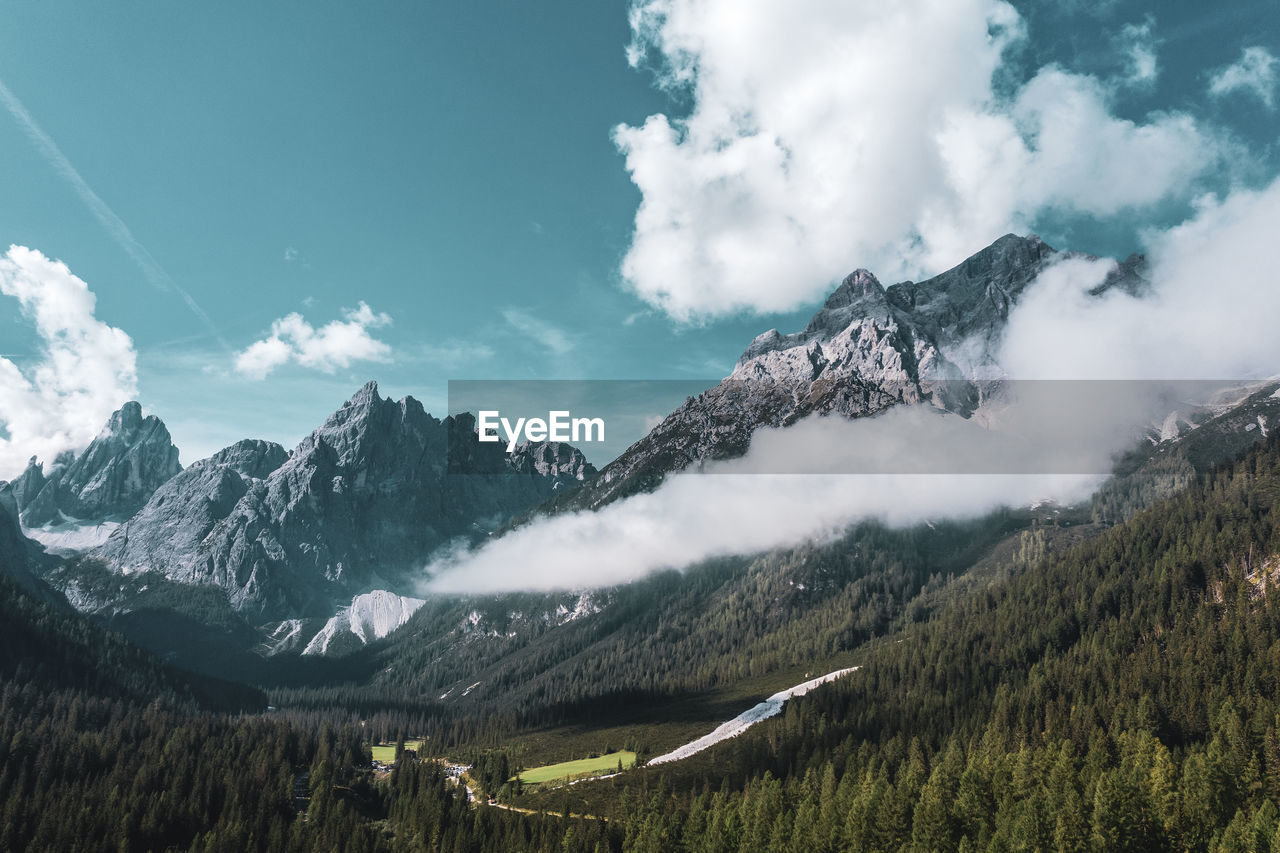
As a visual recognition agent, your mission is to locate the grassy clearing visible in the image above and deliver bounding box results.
[517,751,636,784]
[370,740,423,764]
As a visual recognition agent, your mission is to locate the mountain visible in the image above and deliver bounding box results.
[0,490,62,604]
[544,234,1117,512]
[0,401,182,547]
[83,381,595,619]
[510,431,1280,850]
[0,565,262,711]
[1093,382,1280,523]
[93,438,290,584]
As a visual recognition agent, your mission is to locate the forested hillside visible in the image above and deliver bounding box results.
[273,510,1038,735]
[6,390,1280,852]
[0,572,263,713]
[522,431,1280,851]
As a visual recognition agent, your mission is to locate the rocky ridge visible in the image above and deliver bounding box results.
[547,234,1083,511]
[88,382,596,617]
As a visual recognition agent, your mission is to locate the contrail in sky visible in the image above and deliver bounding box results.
[0,76,229,351]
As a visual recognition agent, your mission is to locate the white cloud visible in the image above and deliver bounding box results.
[284,247,299,262]
[615,0,1233,321]
[0,246,138,478]
[1209,46,1278,108]
[423,168,1280,594]
[502,308,574,355]
[1117,20,1159,87]
[235,302,393,380]
[424,407,1102,594]
[1000,175,1280,381]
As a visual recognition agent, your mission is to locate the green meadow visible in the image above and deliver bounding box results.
[370,740,424,764]
[516,751,636,785]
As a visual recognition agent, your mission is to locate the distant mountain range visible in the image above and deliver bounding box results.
[0,233,1274,676]
[3,401,180,528]
[2,382,594,635]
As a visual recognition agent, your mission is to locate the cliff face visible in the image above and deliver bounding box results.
[92,383,595,617]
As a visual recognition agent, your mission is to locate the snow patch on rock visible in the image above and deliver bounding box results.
[302,590,425,655]
[23,520,120,555]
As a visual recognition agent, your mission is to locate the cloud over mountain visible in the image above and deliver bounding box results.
[0,246,139,478]
[615,0,1235,321]
[424,168,1280,594]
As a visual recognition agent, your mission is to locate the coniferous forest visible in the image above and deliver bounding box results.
[5,0,1280,848]
[3,433,1280,849]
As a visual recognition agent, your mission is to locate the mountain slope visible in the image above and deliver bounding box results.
[554,431,1280,852]
[542,234,1091,512]
[0,568,263,711]
[85,381,595,618]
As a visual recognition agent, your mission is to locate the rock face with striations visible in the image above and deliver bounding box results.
[546,234,1140,512]
[2,402,182,527]
[92,382,595,617]
[94,439,289,584]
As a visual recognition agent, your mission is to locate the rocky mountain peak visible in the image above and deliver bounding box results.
[797,269,892,342]
[819,268,886,312]
[883,233,1054,350]
[203,439,289,480]
[2,402,182,527]
[105,400,145,438]
[547,233,1071,513]
[509,441,597,485]
[347,379,382,407]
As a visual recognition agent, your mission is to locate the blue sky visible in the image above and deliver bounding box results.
[0,0,1277,471]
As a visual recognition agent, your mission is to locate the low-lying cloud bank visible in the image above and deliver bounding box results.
[424,468,1100,596]
[422,174,1280,595]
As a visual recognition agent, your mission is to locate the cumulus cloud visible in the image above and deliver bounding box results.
[0,246,138,478]
[422,169,1280,594]
[1000,176,1280,381]
[234,302,392,380]
[614,0,1233,321]
[1209,46,1278,108]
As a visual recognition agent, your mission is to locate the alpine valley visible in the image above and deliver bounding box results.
[5,235,1280,852]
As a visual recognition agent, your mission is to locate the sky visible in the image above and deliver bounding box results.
[0,0,1278,475]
